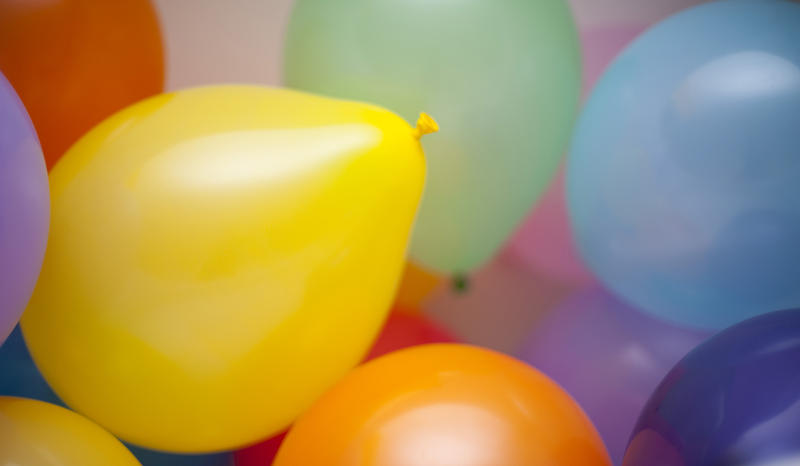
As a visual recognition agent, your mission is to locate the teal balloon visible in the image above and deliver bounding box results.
[284,0,581,274]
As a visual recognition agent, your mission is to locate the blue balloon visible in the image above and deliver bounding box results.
[567,0,800,329]
[623,308,800,465]
[0,326,233,466]
[0,325,63,405]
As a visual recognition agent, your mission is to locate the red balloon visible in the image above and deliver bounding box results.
[234,432,286,466]
[365,312,456,360]
[234,311,456,465]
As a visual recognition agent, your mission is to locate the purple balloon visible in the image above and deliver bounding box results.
[0,72,49,344]
[518,286,708,465]
[624,308,800,466]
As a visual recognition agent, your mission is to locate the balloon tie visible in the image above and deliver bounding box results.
[413,113,439,140]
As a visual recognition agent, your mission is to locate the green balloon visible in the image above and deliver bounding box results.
[284,0,580,274]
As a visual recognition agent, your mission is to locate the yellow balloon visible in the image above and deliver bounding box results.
[22,85,432,453]
[0,397,139,465]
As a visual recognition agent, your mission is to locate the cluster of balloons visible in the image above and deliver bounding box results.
[3,0,800,465]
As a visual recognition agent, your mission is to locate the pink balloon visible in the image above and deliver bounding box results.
[506,24,646,285]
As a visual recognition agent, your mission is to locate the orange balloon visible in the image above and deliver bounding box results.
[393,261,443,312]
[0,0,164,169]
[274,344,611,466]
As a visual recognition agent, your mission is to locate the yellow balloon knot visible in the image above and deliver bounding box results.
[413,112,439,139]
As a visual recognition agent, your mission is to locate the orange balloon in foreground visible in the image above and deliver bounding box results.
[0,0,163,168]
[274,344,611,466]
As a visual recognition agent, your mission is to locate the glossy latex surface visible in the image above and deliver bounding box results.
[624,308,800,466]
[0,73,48,345]
[285,0,580,274]
[0,397,140,466]
[22,85,427,453]
[275,344,611,466]
[568,0,800,329]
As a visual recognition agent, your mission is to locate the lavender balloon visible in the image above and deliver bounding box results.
[0,72,48,344]
[518,287,708,464]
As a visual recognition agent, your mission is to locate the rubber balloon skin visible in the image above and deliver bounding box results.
[365,312,456,360]
[624,309,800,466]
[21,85,429,453]
[0,0,163,168]
[274,344,611,466]
[0,328,234,466]
[0,73,49,345]
[0,397,139,466]
[568,1,800,329]
[285,0,580,274]
[235,312,454,464]
[518,287,707,464]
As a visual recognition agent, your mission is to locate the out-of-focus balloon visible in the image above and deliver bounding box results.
[234,433,286,466]
[365,312,455,361]
[22,85,431,453]
[284,0,581,274]
[153,0,292,90]
[624,309,800,466]
[0,326,63,406]
[0,397,139,465]
[0,0,163,168]
[274,344,611,466]
[0,73,48,345]
[426,251,576,353]
[0,327,233,466]
[568,0,800,329]
[128,445,234,466]
[508,25,645,285]
[518,287,707,464]
[393,262,443,311]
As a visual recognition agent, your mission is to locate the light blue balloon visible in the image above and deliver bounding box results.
[567,0,800,330]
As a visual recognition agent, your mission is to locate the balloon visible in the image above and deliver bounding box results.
[0,0,163,168]
[0,73,49,345]
[234,433,286,466]
[568,0,800,329]
[518,287,708,464]
[0,329,234,466]
[365,312,456,360]
[0,397,139,465]
[0,326,63,407]
[393,262,443,311]
[274,344,611,466]
[284,0,581,274]
[508,24,645,285]
[425,251,576,353]
[235,311,455,464]
[624,309,800,466]
[21,85,432,453]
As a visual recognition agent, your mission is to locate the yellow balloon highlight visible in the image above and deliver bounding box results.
[0,397,140,466]
[22,85,430,453]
